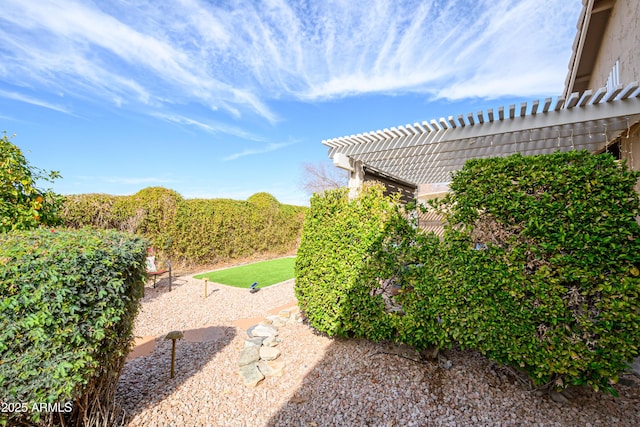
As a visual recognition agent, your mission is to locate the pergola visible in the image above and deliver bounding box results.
[323,82,640,189]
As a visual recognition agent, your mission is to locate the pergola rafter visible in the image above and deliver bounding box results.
[323,82,640,186]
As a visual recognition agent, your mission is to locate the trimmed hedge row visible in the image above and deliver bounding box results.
[61,187,307,266]
[294,185,398,340]
[0,228,148,425]
[295,151,640,394]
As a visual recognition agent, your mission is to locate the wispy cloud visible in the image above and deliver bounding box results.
[0,0,276,121]
[223,141,296,161]
[151,112,265,141]
[0,114,26,123]
[0,0,581,121]
[0,89,73,115]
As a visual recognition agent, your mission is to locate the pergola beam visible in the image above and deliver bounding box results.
[323,83,640,186]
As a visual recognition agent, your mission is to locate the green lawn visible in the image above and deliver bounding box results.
[193,257,295,288]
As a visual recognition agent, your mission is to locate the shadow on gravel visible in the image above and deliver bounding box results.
[115,325,236,423]
[265,337,640,426]
[140,275,191,302]
[264,338,442,426]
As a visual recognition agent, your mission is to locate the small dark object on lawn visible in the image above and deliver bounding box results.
[249,282,259,293]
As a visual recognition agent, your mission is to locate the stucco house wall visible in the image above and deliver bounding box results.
[583,0,640,190]
[588,0,640,89]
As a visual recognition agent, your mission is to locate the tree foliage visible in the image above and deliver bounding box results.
[0,133,63,232]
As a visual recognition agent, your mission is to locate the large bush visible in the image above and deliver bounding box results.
[0,228,148,425]
[60,189,306,266]
[61,193,131,231]
[295,184,400,340]
[61,187,181,237]
[398,151,640,393]
[297,150,640,395]
[171,198,252,264]
[0,133,63,232]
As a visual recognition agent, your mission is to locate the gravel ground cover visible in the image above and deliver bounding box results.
[116,271,640,426]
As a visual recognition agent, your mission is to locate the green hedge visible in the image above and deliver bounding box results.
[60,187,306,266]
[0,228,148,425]
[60,193,132,231]
[295,184,399,340]
[413,150,640,394]
[296,150,640,394]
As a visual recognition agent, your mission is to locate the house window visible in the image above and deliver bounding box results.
[606,59,620,92]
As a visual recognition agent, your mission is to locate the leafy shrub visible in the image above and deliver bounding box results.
[61,187,181,241]
[171,198,253,264]
[398,151,640,393]
[128,187,182,252]
[60,193,130,231]
[0,133,63,232]
[298,150,640,395]
[294,184,400,340]
[0,228,148,425]
[247,192,280,211]
[60,188,306,266]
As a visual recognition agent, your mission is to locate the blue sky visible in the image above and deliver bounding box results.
[1,0,582,206]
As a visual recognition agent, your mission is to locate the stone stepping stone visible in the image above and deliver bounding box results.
[237,304,301,387]
[278,309,291,318]
[257,361,284,377]
[247,324,278,338]
[259,346,281,361]
[239,363,264,387]
[262,336,280,347]
[238,346,260,366]
[244,337,266,348]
